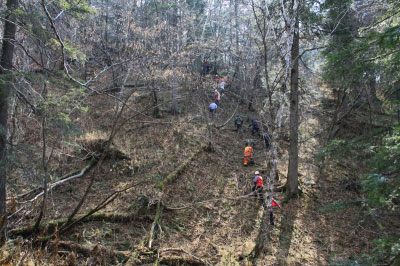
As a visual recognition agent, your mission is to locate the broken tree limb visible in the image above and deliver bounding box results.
[215,101,240,129]
[22,159,97,204]
[6,169,82,202]
[147,201,162,249]
[7,161,97,222]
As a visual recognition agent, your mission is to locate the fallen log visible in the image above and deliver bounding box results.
[159,147,202,189]
[160,248,212,266]
[159,255,208,266]
[147,201,162,249]
[9,213,153,238]
[59,181,145,235]
[56,241,131,260]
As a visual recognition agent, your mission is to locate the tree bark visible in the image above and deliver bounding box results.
[0,0,19,246]
[171,83,179,115]
[287,14,300,198]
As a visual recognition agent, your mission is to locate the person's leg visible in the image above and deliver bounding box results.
[270,211,274,225]
[258,187,265,205]
[252,185,257,197]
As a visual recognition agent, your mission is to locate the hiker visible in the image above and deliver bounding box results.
[234,115,243,132]
[202,61,210,75]
[263,132,271,151]
[250,120,261,137]
[214,89,221,106]
[267,196,280,225]
[220,78,226,94]
[252,171,265,205]
[243,143,254,166]
[209,102,217,119]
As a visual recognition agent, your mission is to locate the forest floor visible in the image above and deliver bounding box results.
[3,76,392,265]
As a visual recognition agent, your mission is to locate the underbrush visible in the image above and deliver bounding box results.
[317,126,400,265]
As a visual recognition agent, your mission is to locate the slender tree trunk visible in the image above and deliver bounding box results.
[253,95,287,259]
[33,116,49,233]
[287,16,299,198]
[152,80,160,118]
[0,0,19,246]
[171,82,179,115]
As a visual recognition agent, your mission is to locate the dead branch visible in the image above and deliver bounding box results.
[23,160,96,204]
[7,169,81,202]
[147,201,162,249]
[215,101,240,129]
[7,161,96,222]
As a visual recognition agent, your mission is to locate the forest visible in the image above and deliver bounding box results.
[0,0,399,265]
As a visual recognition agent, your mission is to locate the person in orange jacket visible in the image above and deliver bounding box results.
[243,144,254,166]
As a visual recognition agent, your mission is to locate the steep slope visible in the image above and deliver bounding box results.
[3,76,381,266]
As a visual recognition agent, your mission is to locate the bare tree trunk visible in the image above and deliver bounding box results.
[0,0,19,246]
[287,15,299,198]
[253,95,286,259]
[33,116,49,233]
[367,76,378,104]
[152,89,160,118]
[171,82,179,115]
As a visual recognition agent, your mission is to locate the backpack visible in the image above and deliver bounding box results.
[235,116,243,125]
[245,139,255,147]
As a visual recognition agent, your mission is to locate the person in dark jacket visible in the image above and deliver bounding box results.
[263,132,271,151]
[234,115,243,132]
[250,120,260,137]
